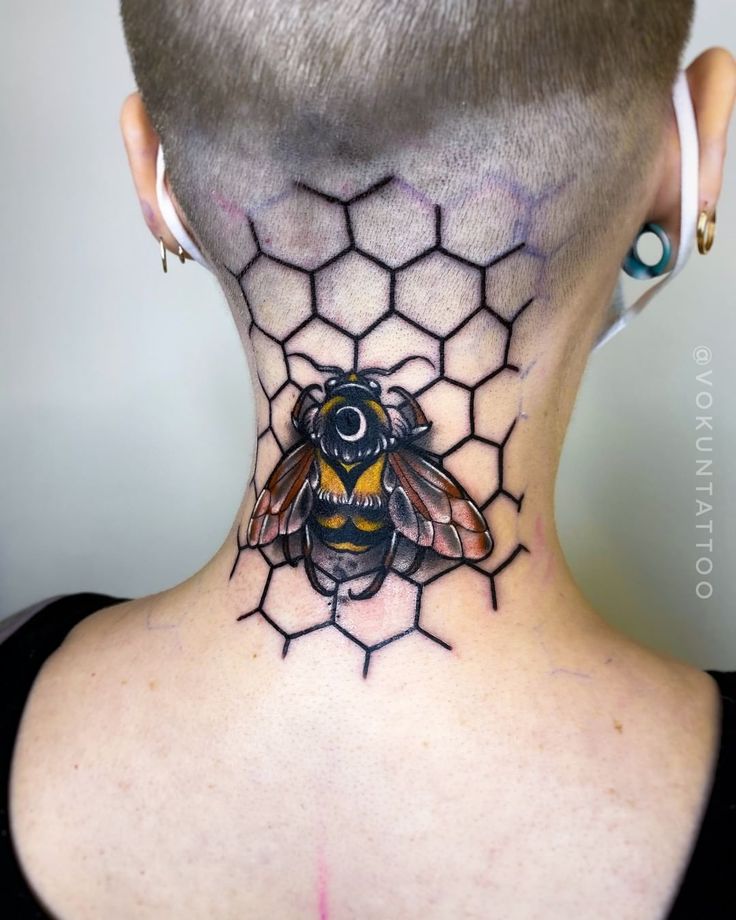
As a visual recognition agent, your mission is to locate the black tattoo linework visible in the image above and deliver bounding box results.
[225,176,531,676]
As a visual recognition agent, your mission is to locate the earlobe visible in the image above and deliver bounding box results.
[119,92,182,256]
[154,145,207,267]
[647,49,736,239]
[598,69,699,349]
[686,48,736,213]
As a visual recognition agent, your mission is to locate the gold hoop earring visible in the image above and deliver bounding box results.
[177,245,186,264]
[696,209,716,255]
[159,237,168,274]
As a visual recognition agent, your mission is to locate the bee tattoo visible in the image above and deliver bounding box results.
[247,354,493,600]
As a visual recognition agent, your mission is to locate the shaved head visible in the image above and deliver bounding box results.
[121,0,693,327]
[122,0,692,149]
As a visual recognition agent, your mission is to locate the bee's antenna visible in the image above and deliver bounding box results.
[359,355,436,377]
[288,352,344,375]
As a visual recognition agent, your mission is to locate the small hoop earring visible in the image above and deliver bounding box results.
[622,223,671,280]
[159,237,168,274]
[696,209,716,255]
[177,244,187,264]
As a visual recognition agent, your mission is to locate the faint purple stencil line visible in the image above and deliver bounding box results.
[549,667,593,680]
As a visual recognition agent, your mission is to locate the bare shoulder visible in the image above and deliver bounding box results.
[10,590,193,790]
[625,641,722,739]
[11,594,155,737]
[11,595,141,751]
[588,637,723,836]
[583,628,723,769]
[9,594,170,912]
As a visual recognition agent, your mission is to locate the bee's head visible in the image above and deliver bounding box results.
[316,371,390,463]
[324,370,381,399]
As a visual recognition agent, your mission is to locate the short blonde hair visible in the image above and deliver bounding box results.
[121,0,693,268]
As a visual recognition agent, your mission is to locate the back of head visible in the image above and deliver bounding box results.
[121,0,693,466]
[122,0,691,307]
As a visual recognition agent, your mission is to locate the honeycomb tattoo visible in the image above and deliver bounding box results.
[225,175,549,677]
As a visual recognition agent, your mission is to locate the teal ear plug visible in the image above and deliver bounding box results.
[622,222,672,279]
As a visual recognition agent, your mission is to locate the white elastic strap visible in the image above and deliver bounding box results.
[155,145,208,267]
[594,71,699,350]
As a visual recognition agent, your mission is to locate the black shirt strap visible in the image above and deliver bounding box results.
[666,669,736,918]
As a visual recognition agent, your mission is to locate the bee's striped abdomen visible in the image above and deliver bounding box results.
[313,453,390,552]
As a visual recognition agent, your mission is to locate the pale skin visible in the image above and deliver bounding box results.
[8,49,736,920]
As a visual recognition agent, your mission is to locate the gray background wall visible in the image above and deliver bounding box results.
[1,2,734,667]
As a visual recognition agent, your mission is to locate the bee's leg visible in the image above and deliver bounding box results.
[291,384,321,430]
[303,525,335,597]
[283,532,298,567]
[382,530,400,570]
[403,545,426,577]
[348,532,398,601]
[386,385,430,436]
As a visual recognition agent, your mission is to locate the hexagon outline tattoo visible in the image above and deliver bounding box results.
[226,175,533,676]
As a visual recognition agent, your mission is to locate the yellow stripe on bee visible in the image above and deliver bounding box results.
[317,453,348,499]
[352,456,385,501]
[319,396,345,415]
[316,512,347,529]
[325,540,370,553]
[354,516,384,532]
[366,399,388,424]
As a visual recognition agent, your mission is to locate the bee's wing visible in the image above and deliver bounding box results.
[247,441,315,547]
[384,450,492,560]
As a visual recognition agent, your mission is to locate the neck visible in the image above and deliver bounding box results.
[194,169,628,679]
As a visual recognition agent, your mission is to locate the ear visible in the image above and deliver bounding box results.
[647,48,736,243]
[120,92,190,257]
